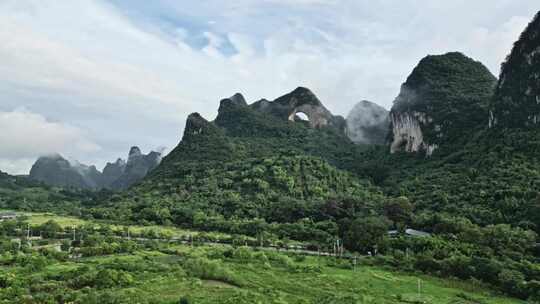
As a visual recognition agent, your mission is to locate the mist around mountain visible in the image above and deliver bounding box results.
[346,100,389,145]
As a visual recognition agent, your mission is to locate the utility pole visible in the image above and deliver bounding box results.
[417,279,422,298]
[72,226,76,241]
[27,224,31,248]
[335,238,343,258]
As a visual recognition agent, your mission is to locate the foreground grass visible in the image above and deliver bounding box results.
[1,244,524,304]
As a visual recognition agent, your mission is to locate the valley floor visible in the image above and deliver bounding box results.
[0,211,526,304]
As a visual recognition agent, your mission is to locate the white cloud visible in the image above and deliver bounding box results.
[0,109,100,174]
[0,158,36,176]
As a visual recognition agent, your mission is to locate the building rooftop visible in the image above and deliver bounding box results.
[388,228,431,237]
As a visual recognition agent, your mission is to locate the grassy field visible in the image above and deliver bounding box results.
[3,244,523,304]
[6,210,231,239]
[0,210,527,303]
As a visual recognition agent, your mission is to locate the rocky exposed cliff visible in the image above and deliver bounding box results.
[390,110,437,155]
[389,52,496,155]
[102,158,126,187]
[110,147,161,190]
[346,100,389,145]
[489,12,540,128]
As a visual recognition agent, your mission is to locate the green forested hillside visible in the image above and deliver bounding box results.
[357,128,540,232]
[390,52,497,150]
[92,102,384,245]
[490,11,540,128]
[0,170,81,212]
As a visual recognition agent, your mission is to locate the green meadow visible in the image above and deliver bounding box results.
[1,244,524,304]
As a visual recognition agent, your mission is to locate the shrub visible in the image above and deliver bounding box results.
[265,252,295,270]
[527,280,540,302]
[293,264,322,273]
[232,246,253,262]
[183,257,240,286]
[253,252,269,264]
[95,269,134,289]
[179,296,190,304]
[293,255,306,263]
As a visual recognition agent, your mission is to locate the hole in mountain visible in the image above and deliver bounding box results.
[295,112,310,121]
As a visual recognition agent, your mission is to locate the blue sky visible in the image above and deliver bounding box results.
[0,0,538,174]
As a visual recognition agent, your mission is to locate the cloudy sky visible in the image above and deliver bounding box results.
[0,0,537,175]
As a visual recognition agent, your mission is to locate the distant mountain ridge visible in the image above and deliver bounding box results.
[29,146,161,190]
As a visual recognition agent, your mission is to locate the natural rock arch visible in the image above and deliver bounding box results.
[248,87,347,133]
[292,111,310,121]
[286,99,332,129]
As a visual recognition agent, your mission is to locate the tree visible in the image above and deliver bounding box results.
[383,196,413,227]
[529,195,540,232]
[61,240,71,252]
[344,216,390,253]
[39,220,62,239]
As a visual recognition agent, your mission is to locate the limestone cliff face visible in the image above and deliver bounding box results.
[389,52,496,155]
[389,110,437,155]
[489,12,540,128]
[346,100,389,145]
[109,147,161,190]
[102,158,126,186]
